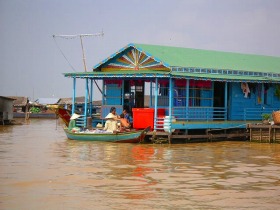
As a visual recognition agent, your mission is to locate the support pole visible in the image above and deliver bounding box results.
[168,77,173,144]
[90,79,93,116]
[150,82,153,107]
[79,35,87,72]
[186,79,189,120]
[72,77,76,115]
[154,78,159,130]
[84,78,89,127]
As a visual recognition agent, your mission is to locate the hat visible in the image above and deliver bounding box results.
[96,123,103,128]
[105,113,116,119]
[70,113,80,120]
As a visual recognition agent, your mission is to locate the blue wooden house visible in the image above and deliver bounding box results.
[64,43,280,134]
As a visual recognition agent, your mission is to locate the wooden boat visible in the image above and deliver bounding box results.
[63,126,150,143]
[48,105,150,143]
[47,105,71,126]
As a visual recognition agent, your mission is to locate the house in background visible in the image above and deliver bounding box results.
[57,96,86,112]
[12,96,29,113]
[10,96,58,119]
[0,96,16,124]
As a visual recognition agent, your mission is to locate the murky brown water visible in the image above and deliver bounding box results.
[1,119,280,210]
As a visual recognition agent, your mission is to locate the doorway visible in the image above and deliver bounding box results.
[123,80,145,111]
[213,81,225,119]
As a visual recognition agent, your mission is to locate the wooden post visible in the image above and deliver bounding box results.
[168,133,171,144]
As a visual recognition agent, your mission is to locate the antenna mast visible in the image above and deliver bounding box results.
[53,32,104,72]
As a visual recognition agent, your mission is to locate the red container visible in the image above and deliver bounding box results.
[132,108,155,129]
[132,108,166,130]
[157,108,165,116]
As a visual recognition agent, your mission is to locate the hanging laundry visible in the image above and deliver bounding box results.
[241,82,250,98]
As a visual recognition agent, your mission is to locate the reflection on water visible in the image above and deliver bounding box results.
[1,119,280,210]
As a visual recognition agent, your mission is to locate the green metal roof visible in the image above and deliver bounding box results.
[171,72,280,82]
[133,43,280,74]
[66,43,280,82]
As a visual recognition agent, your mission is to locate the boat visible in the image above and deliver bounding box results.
[48,105,150,143]
[63,126,150,143]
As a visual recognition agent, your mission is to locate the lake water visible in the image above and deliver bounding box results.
[1,119,280,210]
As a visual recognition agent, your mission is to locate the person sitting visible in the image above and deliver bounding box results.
[68,113,81,132]
[119,113,131,130]
[122,109,133,126]
[103,107,119,133]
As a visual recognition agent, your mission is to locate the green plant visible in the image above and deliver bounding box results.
[29,107,41,113]
[261,113,271,120]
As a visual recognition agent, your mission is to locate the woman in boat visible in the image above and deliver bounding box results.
[68,113,81,132]
[103,107,119,133]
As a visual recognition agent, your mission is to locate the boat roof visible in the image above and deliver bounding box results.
[64,43,280,82]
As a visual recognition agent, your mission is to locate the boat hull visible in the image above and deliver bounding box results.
[64,127,150,143]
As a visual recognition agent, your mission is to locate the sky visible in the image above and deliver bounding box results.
[1,0,280,101]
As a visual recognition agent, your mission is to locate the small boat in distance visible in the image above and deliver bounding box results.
[48,105,150,143]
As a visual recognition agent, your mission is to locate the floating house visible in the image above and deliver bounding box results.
[64,43,280,140]
[11,96,58,119]
[0,96,16,124]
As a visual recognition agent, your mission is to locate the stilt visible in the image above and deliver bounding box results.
[168,133,171,144]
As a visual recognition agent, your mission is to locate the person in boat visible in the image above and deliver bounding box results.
[68,113,81,132]
[103,107,119,133]
[119,113,131,130]
[122,109,133,126]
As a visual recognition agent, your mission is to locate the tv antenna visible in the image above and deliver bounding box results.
[53,31,104,72]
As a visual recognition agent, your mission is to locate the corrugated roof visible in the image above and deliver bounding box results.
[58,96,85,105]
[35,98,59,105]
[171,72,280,82]
[57,97,101,106]
[9,96,28,107]
[65,43,280,83]
[0,96,16,101]
[133,43,280,74]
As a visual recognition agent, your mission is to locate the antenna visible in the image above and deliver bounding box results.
[53,31,104,72]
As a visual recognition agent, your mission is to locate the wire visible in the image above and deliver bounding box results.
[52,34,105,95]
[52,36,76,72]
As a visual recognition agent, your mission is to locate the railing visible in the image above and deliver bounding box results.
[243,108,276,121]
[76,115,86,127]
[152,107,279,130]
[172,107,227,121]
[156,107,276,122]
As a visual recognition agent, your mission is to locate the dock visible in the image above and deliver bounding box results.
[146,129,249,143]
[247,124,280,143]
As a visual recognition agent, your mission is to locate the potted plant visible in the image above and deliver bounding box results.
[261,113,271,124]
